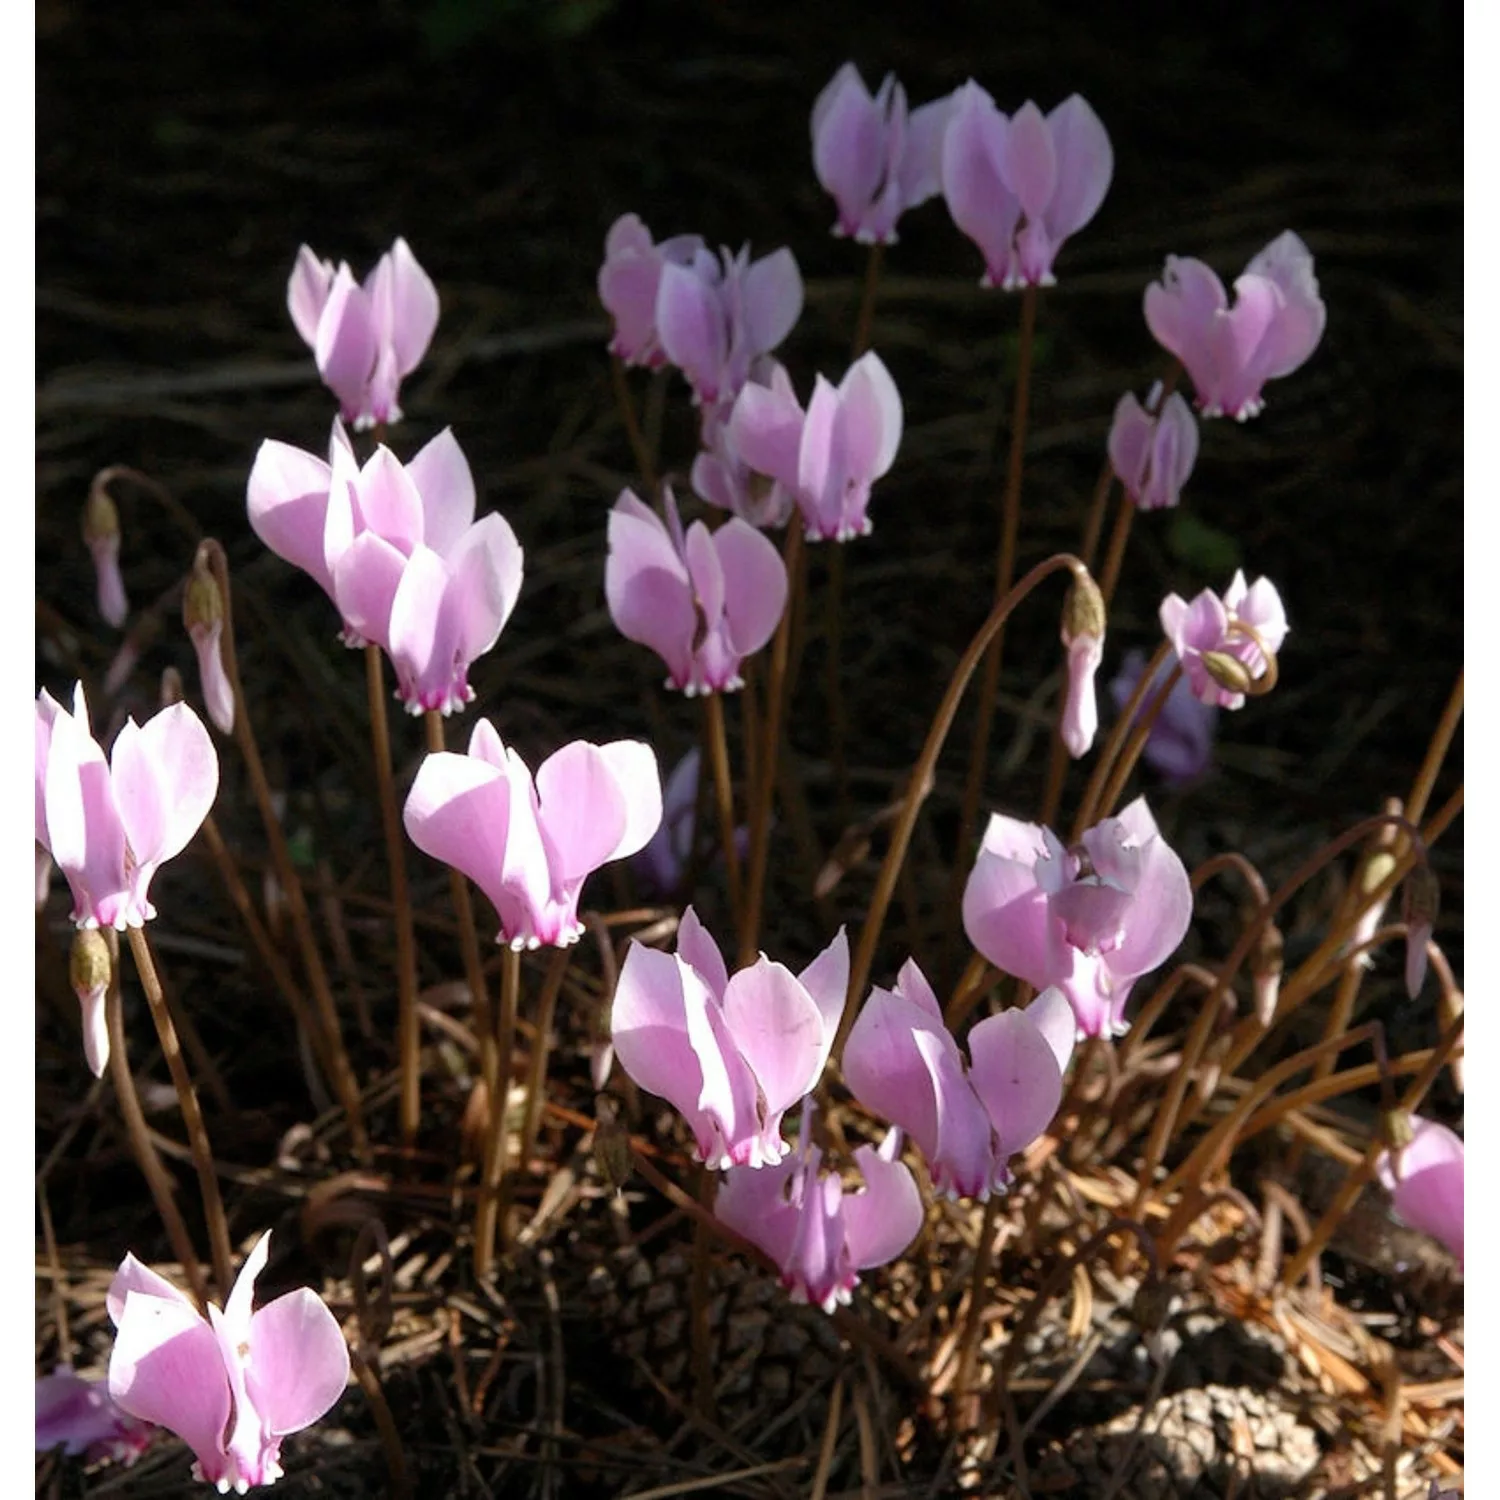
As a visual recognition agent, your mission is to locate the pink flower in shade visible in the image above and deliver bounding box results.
[630,749,750,899]
[248,424,524,713]
[940,81,1113,290]
[1108,649,1216,786]
[405,720,662,950]
[844,961,1075,1200]
[605,487,788,694]
[1159,569,1288,710]
[691,398,796,530]
[962,797,1193,1039]
[598,214,708,368]
[715,1107,922,1313]
[1376,1118,1463,1268]
[655,242,804,414]
[286,237,439,430]
[36,1366,153,1466]
[83,489,129,628]
[611,907,848,1169]
[184,563,235,735]
[1143,231,1326,421]
[727,351,903,541]
[107,1232,349,1493]
[36,684,219,931]
[811,64,953,245]
[1107,384,1200,512]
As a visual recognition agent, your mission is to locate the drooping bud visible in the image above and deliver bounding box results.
[159,666,184,707]
[592,1095,633,1195]
[1250,920,1284,1026]
[1059,571,1107,758]
[69,929,113,1077]
[1401,864,1439,999]
[183,555,235,735]
[1199,650,1253,697]
[1379,1108,1415,1155]
[82,485,129,628]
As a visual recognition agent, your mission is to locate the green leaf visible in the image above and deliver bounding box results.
[1166,511,1241,576]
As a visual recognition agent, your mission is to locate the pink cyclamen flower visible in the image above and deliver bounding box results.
[716,1107,922,1312]
[36,684,218,931]
[962,796,1192,1038]
[727,351,903,541]
[184,561,235,735]
[108,1232,349,1493]
[691,397,796,530]
[1109,648,1216,786]
[811,64,953,244]
[656,241,804,414]
[940,81,1112,290]
[405,720,662,950]
[630,748,750,898]
[598,214,708,368]
[37,1366,153,1466]
[287,237,438,430]
[845,961,1075,1199]
[1159,569,1287,709]
[1376,1118,1463,1268]
[611,906,848,1169]
[1143,231,1326,421]
[1107,384,1200,511]
[248,423,524,713]
[605,487,787,694]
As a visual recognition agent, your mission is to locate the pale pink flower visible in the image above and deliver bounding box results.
[287,237,439,429]
[107,1232,349,1493]
[1143,231,1326,421]
[630,748,749,898]
[1376,1118,1463,1268]
[691,399,796,530]
[405,720,662,950]
[36,684,218,931]
[605,487,787,694]
[727,351,903,541]
[1108,649,1216,786]
[598,213,708,367]
[715,1107,922,1312]
[811,64,953,244]
[1107,384,1200,511]
[611,907,847,1169]
[940,81,1113,289]
[1159,569,1287,709]
[36,1366,152,1467]
[962,797,1193,1038]
[844,962,1075,1199]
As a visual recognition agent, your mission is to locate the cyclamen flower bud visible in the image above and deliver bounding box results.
[1059,573,1106,758]
[1402,865,1440,999]
[70,928,113,1078]
[1199,649,1254,697]
[83,486,129,628]
[183,557,235,735]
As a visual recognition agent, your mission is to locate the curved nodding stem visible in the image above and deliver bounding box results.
[198,539,370,1161]
[610,355,657,499]
[1070,641,1175,840]
[836,552,1094,1058]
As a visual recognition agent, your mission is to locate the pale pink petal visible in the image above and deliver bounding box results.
[962,847,1062,990]
[837,350,903,482]
[1107,392,1153,497]
[843,1137,924,1269]
[377,237,440,376]
[313,266,378,420]
[998,101,1057,220]
[941,82,1017,285]
[116,703,218,870]
[403,749,512,913]
[535,740,629,882]
[352,446,426,554]
[843,985,945,1168]
[720,959,828,1118]
[676,904,730,999]
[715,1156,801,1268]
[812,64,884,234]
[714,518,787,656]
[107,1252,192,1325]
[897,92,954,209]
[1041,95,1113,240]
[657,260,727,399]
[591,739,664,862]
[1377,1119,1463,1264]
[246,440,336,596]
[246,1290,350,1436]
[332,532,406,652]
[406,427,476,556]
[445,512,524,665]
[967,1007,1066,1158]
[796,927,850,1038]
[740,247,804,359]
[611,943,708,1123]
[1024,986,1078,1071]
[287,245,335,349]
[726,367,805,491]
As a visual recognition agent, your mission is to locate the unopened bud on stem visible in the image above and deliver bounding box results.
[1059,572,1107,758]
[82,487,129,628]
[1401,865,1439,999]
[1379,1108,1415,1156]
[183,559,235,735]
[1250,921,1284,1026]
[69,929,113,1078]
[1199,650,1253,697]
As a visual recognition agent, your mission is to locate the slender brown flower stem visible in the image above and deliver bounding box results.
[1076,459,1116,575]
[690,1164,717,1417]
[1095,490,1136,608]
[366,647,421,1151]
[739,658,762,832]
[474,945,522,1277]
[424,710,495,1108]
[103,930,210,1312]
[519,946,571,1167]
[200,541,369,1160]
[1280,1011,1463,1288]
[943,951,993,1031]
[1091,661,1185,823]
[947,286,1040,945]
[952,1194,1003,1413]
[610,354,657,497]
[837,552,1091,1056]
[1402,668,1463,838]
[702,692,744,931]
[1071,641,1175,839]
[740,524,805,968]
[851,241,885,361]
[126,928,234,1300]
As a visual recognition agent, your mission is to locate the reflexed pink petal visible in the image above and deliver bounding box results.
[714,518,787,655]
[45,710,129,927]
[812,64,884,232]
[1141,393,1199,510]
[1107,392,1153,496]
[332,531,406,652]
[962,846,1060,987]
[591,740,663,862]
[967,1007,1066,1158]
[116,703,218,869]
[837,350,903,482]
[657,260,727,398]
[246,1289,350,1437]
[377,236,440,376]
[535,741,629,882]
[287,245,334,349]
[1143,256,1229,362]
[611,944,708,1122]
[715,1155,800,1268]
[796,375,842,534]
[403,749,512,910]
[386,545,459,710]
[1244,230,1326,379]
[843,1136,924,1269]
[719,959,827,1119]
[107,1253,191,1326]
[726,367,805,491]
[685,521,726,627]
[406,427,477,556]
[313,267,378,419]
[677,904,730,999]
[740,247,804,359]
[897,92,953,209]
[353,446,426,555]
[682,963,763,1164]
[796,927,850,1037]
[999,102,1057,220]
[246,440,337,595]
[843,985,947,1169]
[941,82,1017,285]
[444,511,524,665]
[1042,94,1113,240]
[1377,1118,1463,1264]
